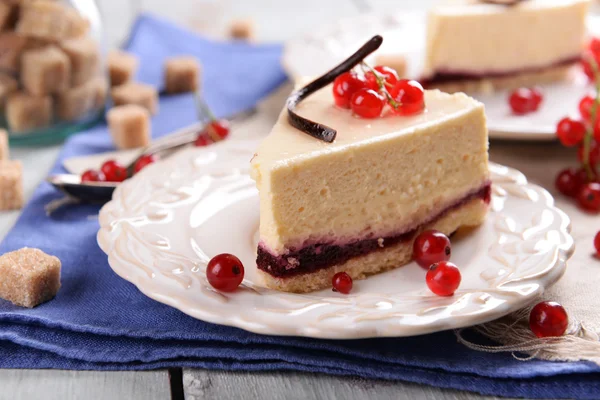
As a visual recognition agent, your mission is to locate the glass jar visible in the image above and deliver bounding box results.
[0,0,107,145]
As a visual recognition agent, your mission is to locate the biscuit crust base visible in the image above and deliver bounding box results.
[258,197,488,293]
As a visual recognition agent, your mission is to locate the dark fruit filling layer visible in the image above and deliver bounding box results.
[421,57,579,86]
[257,183,491,278]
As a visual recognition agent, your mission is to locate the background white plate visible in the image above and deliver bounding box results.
[97,139,574,339]
[282,12,599,140]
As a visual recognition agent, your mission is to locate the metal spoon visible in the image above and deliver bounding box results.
[46,106,256,212]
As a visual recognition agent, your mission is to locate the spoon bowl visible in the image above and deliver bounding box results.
[47,174,117,203]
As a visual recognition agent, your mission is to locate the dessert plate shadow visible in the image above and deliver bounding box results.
[282,12,600,141]
[97,139,574,339]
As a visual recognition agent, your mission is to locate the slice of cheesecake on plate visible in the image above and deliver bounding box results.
[422,0,590,93]
[250,85,490,293]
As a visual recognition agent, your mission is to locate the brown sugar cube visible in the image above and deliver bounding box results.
[88,76,108,110]
[21,45,71,96]
[6,92,53,132]
[0,248,61,308]
[0,2,13,30]
[107,104,150,149]
[0,73,18,108]
[374,53,407,79]
[56,79,99,121]
[111,82,158,115]
[0,33,27,74]
[61,37,100,86]
[164,56,200,94]
[108,50,138,87]
[16,1,89,41]
[228,19,254,40]
[0,129,8,160]
[0,160,23,210]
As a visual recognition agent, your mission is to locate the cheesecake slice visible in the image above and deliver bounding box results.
[422,0,590,93]
[250,87,490,293]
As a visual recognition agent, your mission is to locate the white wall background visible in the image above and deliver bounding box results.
[94,0,444,47]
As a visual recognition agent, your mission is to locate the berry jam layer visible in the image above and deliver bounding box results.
[257,183,491,278]
[421,57,579,86]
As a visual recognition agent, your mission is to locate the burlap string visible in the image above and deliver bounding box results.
[454,203,600,366]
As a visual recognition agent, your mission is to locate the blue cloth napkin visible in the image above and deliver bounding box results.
[1,14,599,399]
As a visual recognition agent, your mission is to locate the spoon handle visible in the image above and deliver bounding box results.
[125,106,257,175]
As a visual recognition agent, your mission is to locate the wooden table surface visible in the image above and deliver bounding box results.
[0,0,587,399]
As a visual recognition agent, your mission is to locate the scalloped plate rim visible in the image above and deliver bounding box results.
[97,144,575,339]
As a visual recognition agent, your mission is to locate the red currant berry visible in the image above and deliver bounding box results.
[426,261,461,296]
[100,160,128,182]
[332,272,353,294]
[529,301,568,338]
[578,141,600,167]
[389,79,425,116]
[81,169,105,183]
[206,253,244,292]
[556,117,586,147]
[413,230,451,269]
[350,88,385,119]
[365,65,399,91]
[206,119,230,140]
[578,95,595,121]
[530,87,544,108]
[333,72,367,109]
[508,88,540,115]
[582,51,600,81]
[555,168,583,197]
[577,167,597,185]
[593,119,600,143]
[590,37,600,55]
[194,133,213,147]
[578,182,600,212]
[595,231,600,256]
[133,154,157,174]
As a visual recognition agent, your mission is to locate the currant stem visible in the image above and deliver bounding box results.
[584,55,600,180]
[361,62,399,108]
[194,91,217,123]
[286,35,383,142]
[194,91,222,141]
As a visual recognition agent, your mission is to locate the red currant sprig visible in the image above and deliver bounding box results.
[331,63,425,119]
[360,62,425,116]
[554,45,600,212]
[194,119,231,147]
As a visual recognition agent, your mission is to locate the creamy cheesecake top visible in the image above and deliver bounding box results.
[251,87,483,171]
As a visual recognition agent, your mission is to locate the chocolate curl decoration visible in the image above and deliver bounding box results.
[286,35,383,143]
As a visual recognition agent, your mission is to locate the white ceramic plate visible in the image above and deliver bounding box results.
[97,138,574,339]
[282,12,599,140]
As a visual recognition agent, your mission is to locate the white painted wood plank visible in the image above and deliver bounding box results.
[0,370,171,400]
[182,370,514,400]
